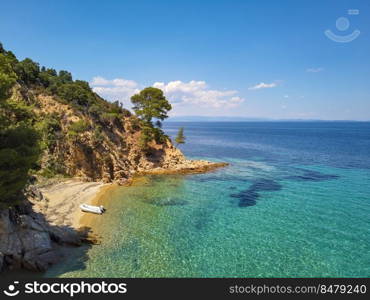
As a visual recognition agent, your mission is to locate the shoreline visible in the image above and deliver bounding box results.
[0,160,228,274]
[137,160,229,176]
[31,179,112,231]
[32,160,228,233]
[78,183,117,230]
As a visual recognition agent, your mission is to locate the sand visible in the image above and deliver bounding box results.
[31,179,112,230]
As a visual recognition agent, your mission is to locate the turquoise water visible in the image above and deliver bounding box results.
[46,122,370,277]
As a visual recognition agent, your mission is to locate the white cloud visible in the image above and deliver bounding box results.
[306,67,324,73]
[91,76,111,85]
[91,77,245,114]
[90,76,140,105]
[153,80,244,108]
[248,82,277,90]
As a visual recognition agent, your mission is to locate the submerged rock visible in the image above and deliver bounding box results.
[231,179,282,207]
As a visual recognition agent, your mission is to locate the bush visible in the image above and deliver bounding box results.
[100,112,119,124]
[92,125,104,144]
[67,119,89,141]
[68,119,89,134]
[58,70,73,83]
[139,130,152,151]
[39,162,66,178]
[56,83,91,107]
[39,68,58,87]
[88,103,106,119]
[36,114,61,150]
[0,73,16,101]
[138,124,166,151]
[15,58,40,85]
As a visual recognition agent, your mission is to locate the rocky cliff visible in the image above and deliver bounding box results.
[10,86,188,184]
[0,85,187,273]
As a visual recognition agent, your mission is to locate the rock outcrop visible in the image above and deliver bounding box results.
[137,160,229,176]
[0,198,82,272]
[23,92,192,184]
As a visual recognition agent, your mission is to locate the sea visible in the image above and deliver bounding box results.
[45,122,370,277]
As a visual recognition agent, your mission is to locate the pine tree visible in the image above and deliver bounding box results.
[175,127,185,147]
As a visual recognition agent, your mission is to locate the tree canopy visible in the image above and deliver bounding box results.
[0,52,17,101]
[131,87,172,151]
[131,87,172,124]
[0,48,40,208]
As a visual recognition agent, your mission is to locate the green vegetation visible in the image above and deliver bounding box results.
[0,125,40,207]
[1,44,131,121]
[131,87,172,124]
[0,49,17,101]
[92,124,103,141]
[0,42,130,207]
[35,113,61,150]
[69,119,89,133]
[131,87,172,151]
[15,58,40,85]
[0,43,40,208]
[175,127,185,147]
[67,119,90,141]
[0,41,179,208]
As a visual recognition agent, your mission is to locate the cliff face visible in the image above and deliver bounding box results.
[0,85,189,273]
[11,86,186,184]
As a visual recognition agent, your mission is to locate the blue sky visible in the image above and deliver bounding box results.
[1,0,369,120]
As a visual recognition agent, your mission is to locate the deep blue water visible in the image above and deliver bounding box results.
[165,122,370,169]
[46,122,370,277]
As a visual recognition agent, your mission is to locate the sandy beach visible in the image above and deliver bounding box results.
[30,179,112,230]
[29,160,225,232]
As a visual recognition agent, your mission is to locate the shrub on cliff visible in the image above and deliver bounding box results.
[35,114,62,150]
[67,120,90,141]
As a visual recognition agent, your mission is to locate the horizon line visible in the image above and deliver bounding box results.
[166,116,370,122]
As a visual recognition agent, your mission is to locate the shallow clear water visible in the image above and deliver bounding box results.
[46,122,370,277]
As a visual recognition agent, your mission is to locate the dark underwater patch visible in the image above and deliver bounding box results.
[287,169,339,182]
[249,179,282,192]
[144,197,188,206]
[231,189,259,207]
[230,179,282,207]
[189,175,224,183]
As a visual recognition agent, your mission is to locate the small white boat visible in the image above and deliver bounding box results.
[80,204,105,215]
